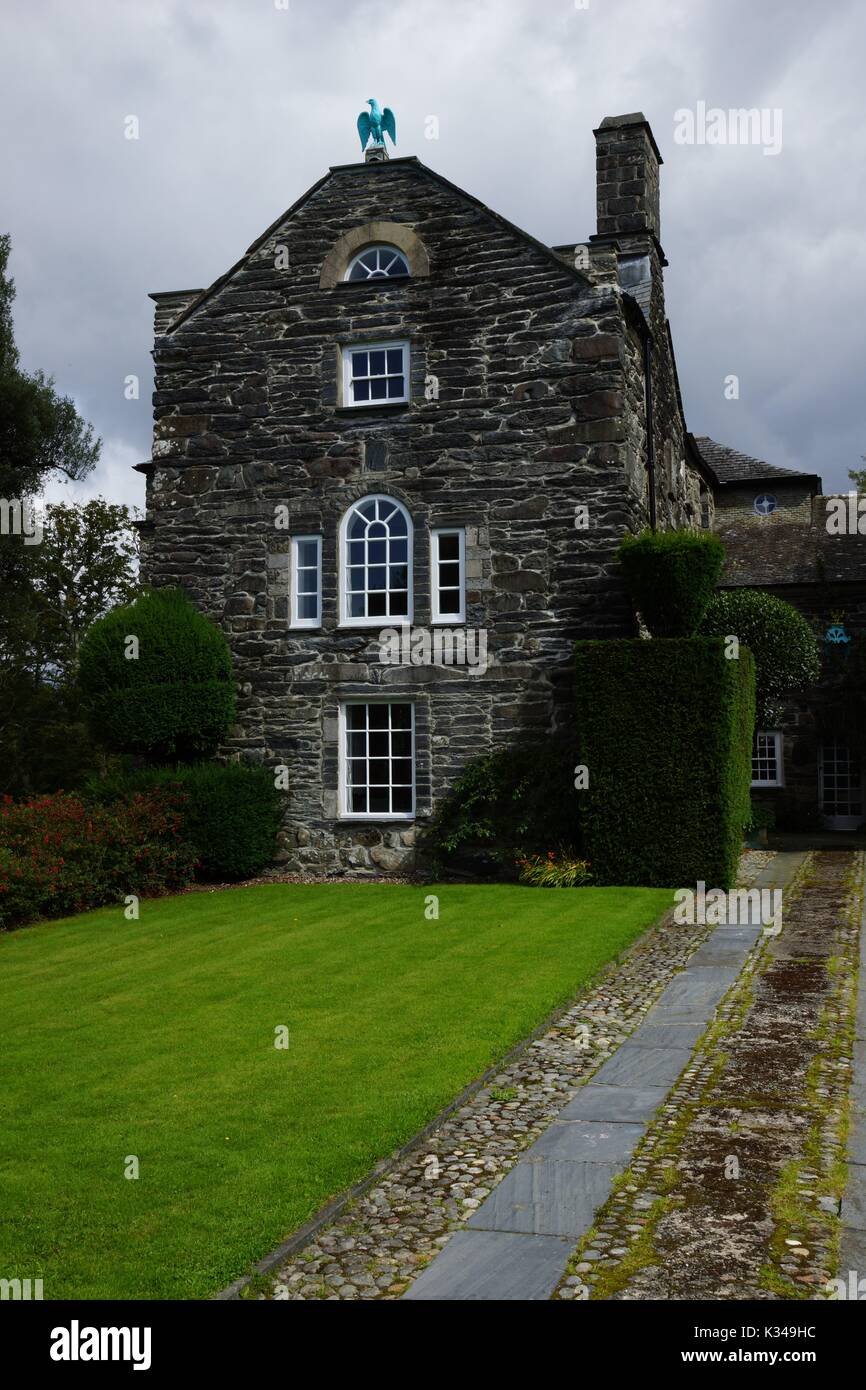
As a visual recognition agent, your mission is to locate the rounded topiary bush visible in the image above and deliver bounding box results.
[699,588,821,724]
[78,588,236,761]
[85,763,284,881]
[618,528,726,637]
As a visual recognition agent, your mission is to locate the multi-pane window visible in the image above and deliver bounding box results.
[340,495,412,625]
[431,528,465,623]
[346,245,410,281]
[341,702,415,818]
[343,341,409,406]
[821,738,863,821]
[751,731,783,787]
[290,535,322,628]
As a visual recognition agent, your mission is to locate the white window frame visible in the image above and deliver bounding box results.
[341,339,409,408]
[338,494,413,629]
[290,535,322,629]
[431,527,466,625]
[338,701,416,820]
[751,731,784,788]
[344,245,410,281]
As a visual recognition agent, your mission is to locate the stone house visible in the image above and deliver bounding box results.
[705,438,866,833]
[135,111,858,872]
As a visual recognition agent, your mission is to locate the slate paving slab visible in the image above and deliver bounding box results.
[839,1225,866,1285]
[591,1044,693,1089]
[529,1118,644,1163]
[466,1158,620,1237]
[841,1167,866,1231]
[847,1111,866,1166]
[557,1083,670,1124]
[649,966,740,1021]
[403,1230,572,1301]
[625,1021,705,1050]
[688,940,758,967]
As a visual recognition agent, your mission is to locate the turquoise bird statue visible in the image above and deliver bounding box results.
[357,99,397,151]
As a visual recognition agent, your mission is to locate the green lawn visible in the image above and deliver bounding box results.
[0,882,671,1299]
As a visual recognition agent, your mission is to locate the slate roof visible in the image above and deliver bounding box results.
[694,436,820,488]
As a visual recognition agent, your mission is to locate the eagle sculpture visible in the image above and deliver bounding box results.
[357,99,397,151]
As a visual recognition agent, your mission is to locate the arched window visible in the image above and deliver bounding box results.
[340,496,413,625]
[345,245,410,281]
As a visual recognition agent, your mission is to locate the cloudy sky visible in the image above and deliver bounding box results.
[1,0,863,509]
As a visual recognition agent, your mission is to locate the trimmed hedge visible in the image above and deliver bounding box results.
[85,763,284,881]
[0,790,197,929]
[699,588,821,725]
[575,637,755,889]
[619,529,725,637]
[78,588,235,761]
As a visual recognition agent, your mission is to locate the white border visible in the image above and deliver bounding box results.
[340,339,410,408]
[430,527,466,625]
[751,730,784,788]
[338,700,416,821]
[290,534,322,629]
[338,494,414,629]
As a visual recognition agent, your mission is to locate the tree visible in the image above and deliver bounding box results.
[78,588,236,763]
[848,454,866,491]
[28,498,139,676]
[699,589,822,725]
[0,234,99,498]
[0,500,140,796]
[0,233,104,793]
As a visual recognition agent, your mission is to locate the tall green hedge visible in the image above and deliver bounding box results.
[78,588,235,761]
[575,637,755,889]
[85,763,284,881]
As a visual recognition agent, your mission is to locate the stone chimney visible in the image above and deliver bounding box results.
[593,112,663,247]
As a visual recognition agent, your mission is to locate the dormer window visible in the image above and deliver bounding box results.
[346,245,410,281]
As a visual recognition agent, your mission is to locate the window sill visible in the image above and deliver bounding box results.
[338,815,416,824]
[334,402,409,415]
[337,619,413,631]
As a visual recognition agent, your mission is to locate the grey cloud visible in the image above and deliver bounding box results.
[1,0,863,506]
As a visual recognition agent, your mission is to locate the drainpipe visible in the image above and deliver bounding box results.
[644,336,657,532]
